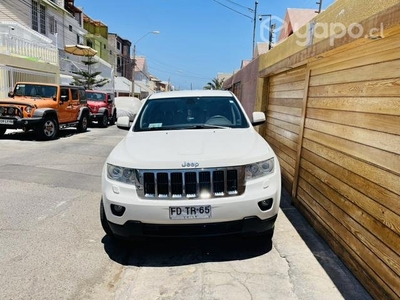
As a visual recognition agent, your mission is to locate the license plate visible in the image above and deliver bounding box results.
[169,205,211,220]
[0,119,13,125]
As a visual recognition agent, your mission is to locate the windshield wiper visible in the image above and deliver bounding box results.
[182,124,229,129]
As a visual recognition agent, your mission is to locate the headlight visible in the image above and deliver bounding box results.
[25,106,32,113]
[245,158,274,180]
[107,163,137,184]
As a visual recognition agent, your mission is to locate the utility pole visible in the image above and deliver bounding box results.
[259,14,274,50]
[130,31,160,97]
[252,1,258,59]
[316,0,323,13]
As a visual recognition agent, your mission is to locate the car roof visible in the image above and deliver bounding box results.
[147,90,234,100]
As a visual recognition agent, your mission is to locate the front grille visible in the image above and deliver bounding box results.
[0,106,23,117]
[136,167,245,199]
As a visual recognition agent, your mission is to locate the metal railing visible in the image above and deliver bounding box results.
[0,33,58,65]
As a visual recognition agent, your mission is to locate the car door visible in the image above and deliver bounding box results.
[69,88,81,121]
[58,87,72,123]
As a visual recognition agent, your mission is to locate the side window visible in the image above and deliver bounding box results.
[107,93,114,102]
[79,89,86,101]
[71,88,79,101]
[60,88,70,100]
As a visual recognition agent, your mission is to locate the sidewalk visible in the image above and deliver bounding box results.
[273,187,372,299]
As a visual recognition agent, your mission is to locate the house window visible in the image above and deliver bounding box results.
[77,34,83,45]
[49,16,57,34]
[39,4,46,34]
[32,1,46,34]
[87,40,93,48]
[117,41,121,50]
[69,25,72,32]
[32,1,38,31]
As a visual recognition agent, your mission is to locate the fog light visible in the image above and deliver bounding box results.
[111,204,126,216]
[258,198,273,211]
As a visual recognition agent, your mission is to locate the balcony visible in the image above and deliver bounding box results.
[0,22,58,65]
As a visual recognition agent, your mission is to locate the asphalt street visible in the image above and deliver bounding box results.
[0,126,372,300]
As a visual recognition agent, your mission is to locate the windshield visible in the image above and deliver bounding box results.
[86,92,106,101]
[133,96,249,131]
[14,84,57,98]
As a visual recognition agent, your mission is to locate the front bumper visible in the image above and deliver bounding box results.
[89,112,104,121]
[102,168,281,238]
[0,117,42,129]
[107,215,277,238]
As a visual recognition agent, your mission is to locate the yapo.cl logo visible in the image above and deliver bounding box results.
[182,161,199,168]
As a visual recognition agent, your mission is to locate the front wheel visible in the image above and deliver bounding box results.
[35,116,58,140]
[77,113,88,133]
[109,110,116,125]
[100,112,108,128]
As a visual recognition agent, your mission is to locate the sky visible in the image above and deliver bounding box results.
[76,0,335,90]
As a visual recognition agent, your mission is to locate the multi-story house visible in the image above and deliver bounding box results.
[0,0,114,97]
[0,0,60,97]
[108,33,132,80]
[108,33,132,96]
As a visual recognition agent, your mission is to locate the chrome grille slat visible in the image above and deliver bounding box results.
[137,167,245,200]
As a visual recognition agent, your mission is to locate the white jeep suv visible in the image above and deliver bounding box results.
[101,90,281,239]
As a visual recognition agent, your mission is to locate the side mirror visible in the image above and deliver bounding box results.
[252,112,266,126]
[116,116,131,130]
[8,91,14,98]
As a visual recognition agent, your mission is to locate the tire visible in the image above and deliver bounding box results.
[100,112,108,128]
[109,110,116,126]
[100,199,114,236]
[77,113,89,133]
[35,116,58,140]
[0,127,6,137]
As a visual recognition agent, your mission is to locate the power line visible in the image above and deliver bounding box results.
[212,0,252,20]
[223,0,254,12]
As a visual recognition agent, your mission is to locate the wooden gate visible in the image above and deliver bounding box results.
[264,66,307,193]
[295,31,400,298]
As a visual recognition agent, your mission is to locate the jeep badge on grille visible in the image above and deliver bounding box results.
[182,162,199,168]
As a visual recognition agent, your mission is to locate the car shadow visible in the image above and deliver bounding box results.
[102,234,273,267]
[0,129,90,141]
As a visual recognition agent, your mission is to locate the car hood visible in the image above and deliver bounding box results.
[107,128,274,169]
[0,97,52,107]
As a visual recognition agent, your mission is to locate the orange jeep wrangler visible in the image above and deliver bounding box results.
[0,82,90,140]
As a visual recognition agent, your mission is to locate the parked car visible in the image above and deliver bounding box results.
[114,96,143,122]
[0,83,89,140]
[85,90,116,127]
[101,90,281,240]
